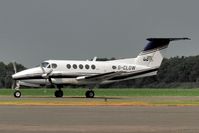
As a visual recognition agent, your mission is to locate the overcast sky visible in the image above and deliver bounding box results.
[0,0,197,67]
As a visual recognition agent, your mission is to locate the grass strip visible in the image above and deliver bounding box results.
[1,88,199,97]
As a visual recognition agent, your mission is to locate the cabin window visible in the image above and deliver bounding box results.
[73,64,77,69]
[79,64,83,69]
[112,66,117,70]
[66,64,71,69]
[85,64,89,69]
[52,63,57,69]
[91,65,96,70]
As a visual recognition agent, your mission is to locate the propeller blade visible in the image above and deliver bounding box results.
[12,62,17,73]
[48,77,53,84]
[40,66,53,87]
[11,80,20,90]
[44,78,53,88]
[12,80,16,90]
[42,69,53,79]
[41,65,45,74]
[47,69,53,76]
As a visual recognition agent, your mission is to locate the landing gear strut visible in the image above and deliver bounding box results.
[85,90,95,98]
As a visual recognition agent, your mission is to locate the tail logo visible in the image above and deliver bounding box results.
[143,56,153,62]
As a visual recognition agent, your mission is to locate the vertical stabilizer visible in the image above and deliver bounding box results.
[135,38,190,68]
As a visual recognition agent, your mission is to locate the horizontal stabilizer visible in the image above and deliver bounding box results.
[147,38,190,42]
[144,37,190,52]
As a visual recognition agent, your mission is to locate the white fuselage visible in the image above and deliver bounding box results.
[12,59,156,87]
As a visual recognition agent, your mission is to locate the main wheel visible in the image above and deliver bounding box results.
[14,90,21,98]
[85,90,95,98]
[54,90,64,98]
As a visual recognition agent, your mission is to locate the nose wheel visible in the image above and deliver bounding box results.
[13,82,21,98]
[85,90,95,98]
[14,90,21,98]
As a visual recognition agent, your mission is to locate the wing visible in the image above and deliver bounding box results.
[76,71,124,82]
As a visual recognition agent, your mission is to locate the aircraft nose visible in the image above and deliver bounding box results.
[12,73,18,80]
[12,67,43,80]
[12,71,26,80]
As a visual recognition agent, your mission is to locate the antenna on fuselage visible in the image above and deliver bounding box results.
[92,56,97,61]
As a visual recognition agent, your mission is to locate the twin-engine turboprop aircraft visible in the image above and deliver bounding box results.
[12,38,190,98]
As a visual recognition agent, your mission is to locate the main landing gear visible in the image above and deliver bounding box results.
[85,89,95,98]
[54,89,64,98]
[54,88,95,98]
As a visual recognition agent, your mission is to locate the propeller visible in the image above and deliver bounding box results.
[11,62,19,90]
[11,80,16,90]
[40,65,54,86]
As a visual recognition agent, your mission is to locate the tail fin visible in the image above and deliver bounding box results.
[135,38,190,68]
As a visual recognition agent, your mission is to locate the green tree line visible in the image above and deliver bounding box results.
[0,62,26,88]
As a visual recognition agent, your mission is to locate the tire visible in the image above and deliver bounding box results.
[54,90,64,98]
[14,91,21,98]
[85,90,95,98]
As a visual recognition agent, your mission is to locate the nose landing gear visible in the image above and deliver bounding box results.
[14,90,21,98]
[13,82,21,98]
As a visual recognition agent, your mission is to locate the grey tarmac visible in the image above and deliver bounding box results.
[0,105,199,133]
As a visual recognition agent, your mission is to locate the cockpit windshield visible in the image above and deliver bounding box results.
[41,62,50,68]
